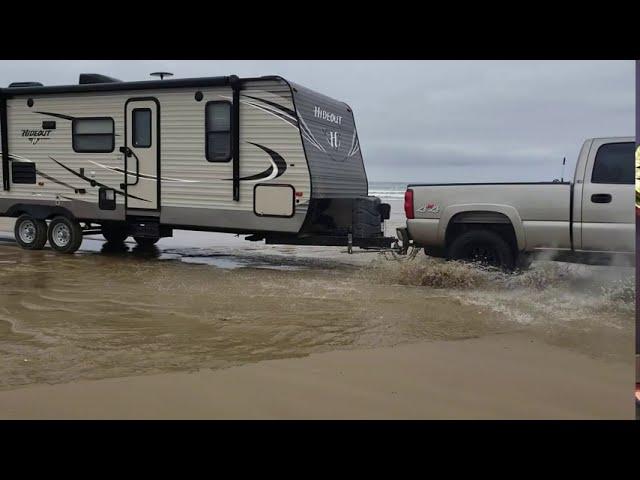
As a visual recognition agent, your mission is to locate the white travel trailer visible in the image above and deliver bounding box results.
[0,74,391,253]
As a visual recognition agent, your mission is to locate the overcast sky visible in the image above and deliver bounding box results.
[0,60,634,183]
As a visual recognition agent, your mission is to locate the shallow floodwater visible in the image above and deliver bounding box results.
[0,198,634,390]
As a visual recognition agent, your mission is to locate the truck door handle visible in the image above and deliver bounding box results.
[591,193,612,204]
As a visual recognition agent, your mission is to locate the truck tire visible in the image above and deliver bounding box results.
[102,224,129,244]
[424,247,444,258]
[515,252,533,270]
[48,216,83,254]
[133,236,159,248]
[14,214,48,250]
[447,229,515,271]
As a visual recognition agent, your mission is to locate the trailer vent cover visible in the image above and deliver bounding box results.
[8,82,43,88]
[11,162,36,184]
[79,74,122,85]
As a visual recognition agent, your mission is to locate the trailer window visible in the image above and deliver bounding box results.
[72,118,115,153]
[132,109,152,148]
[591,142,634,185]
[205,101,231,162]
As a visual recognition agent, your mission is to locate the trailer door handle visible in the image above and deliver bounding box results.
[127,151,140,186]
[120,146,140,187]
[591,193,612,204]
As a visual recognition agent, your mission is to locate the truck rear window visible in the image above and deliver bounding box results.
[591,142,634,185]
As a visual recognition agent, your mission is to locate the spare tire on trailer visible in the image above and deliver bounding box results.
[352,196,383,238]
[14,214,48,250]
[447,229,515,271]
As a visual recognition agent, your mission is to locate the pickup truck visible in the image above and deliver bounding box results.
[400,137,635,269]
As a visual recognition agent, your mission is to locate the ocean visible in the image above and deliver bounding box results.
[368,181,407,200]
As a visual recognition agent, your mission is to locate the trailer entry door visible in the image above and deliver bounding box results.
[125,98,159,210]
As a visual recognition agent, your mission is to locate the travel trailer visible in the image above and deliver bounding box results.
[0,74,392,253]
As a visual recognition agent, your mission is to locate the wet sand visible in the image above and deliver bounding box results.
[0,333,632,419]
[0,213,635,419]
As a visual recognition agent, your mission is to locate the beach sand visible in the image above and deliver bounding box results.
[0,210,634,420]
[0,333,632,419]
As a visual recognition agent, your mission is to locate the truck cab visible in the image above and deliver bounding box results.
[572,137,635,252]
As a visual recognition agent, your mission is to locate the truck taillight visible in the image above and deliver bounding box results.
[404,189,414,219]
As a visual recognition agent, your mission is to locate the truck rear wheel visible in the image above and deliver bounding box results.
[14,214,48,250]
[48,216,83,254]
[447,229,515,271]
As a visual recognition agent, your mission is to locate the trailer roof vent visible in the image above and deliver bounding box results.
[8,82,44,88]
[79,73,122,85]
[150,72,174,80]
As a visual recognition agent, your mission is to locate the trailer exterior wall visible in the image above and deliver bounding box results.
[0,78,312,234]
[290,82,368,199]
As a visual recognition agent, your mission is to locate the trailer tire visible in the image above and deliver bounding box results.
[448,229,515,271]
[102,225,129,244]
[48,216,83,254]
[133,237,159,248]
[14,214,48,250]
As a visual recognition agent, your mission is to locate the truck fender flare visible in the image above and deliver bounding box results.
[438,204,526,251]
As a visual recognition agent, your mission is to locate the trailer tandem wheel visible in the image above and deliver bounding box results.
[47,216,83,254]
[14,214,48,250]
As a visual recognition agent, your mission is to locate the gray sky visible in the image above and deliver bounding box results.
[0,60,634,183]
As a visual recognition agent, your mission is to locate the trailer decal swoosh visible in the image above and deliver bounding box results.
[1,152,83,191]
[243,95,297,118]
[222,142,287,183]
[34,111,76,121]
[35,170,81,191]
[48,156,150,202]
[223,94,327,153]
[87,160,200,183]
[246,142,287,181]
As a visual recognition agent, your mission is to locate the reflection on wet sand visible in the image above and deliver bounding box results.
[101,241,161,259]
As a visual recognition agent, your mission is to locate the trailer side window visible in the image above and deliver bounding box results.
[132,109,152,148]
[591,142,634,185]
[205,101,231,162]
[72,118,115,153]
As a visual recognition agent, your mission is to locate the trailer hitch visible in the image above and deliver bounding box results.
[395,227,410,255]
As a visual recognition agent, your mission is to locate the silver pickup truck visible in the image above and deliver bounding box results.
[399,137,635,269]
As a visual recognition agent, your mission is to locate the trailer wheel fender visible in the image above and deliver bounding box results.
[5,203,76,222]
[438,204,525,251]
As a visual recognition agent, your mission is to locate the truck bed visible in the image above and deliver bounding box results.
[407,182,572,251]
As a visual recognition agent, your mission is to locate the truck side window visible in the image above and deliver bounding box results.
[205,101,232,162]
[72,118,115,153]
[591,142,634,185]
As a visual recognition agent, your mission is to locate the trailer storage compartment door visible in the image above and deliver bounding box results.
[254,184,294,217]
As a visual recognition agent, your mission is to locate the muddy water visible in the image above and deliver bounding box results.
[0,199,634,390]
